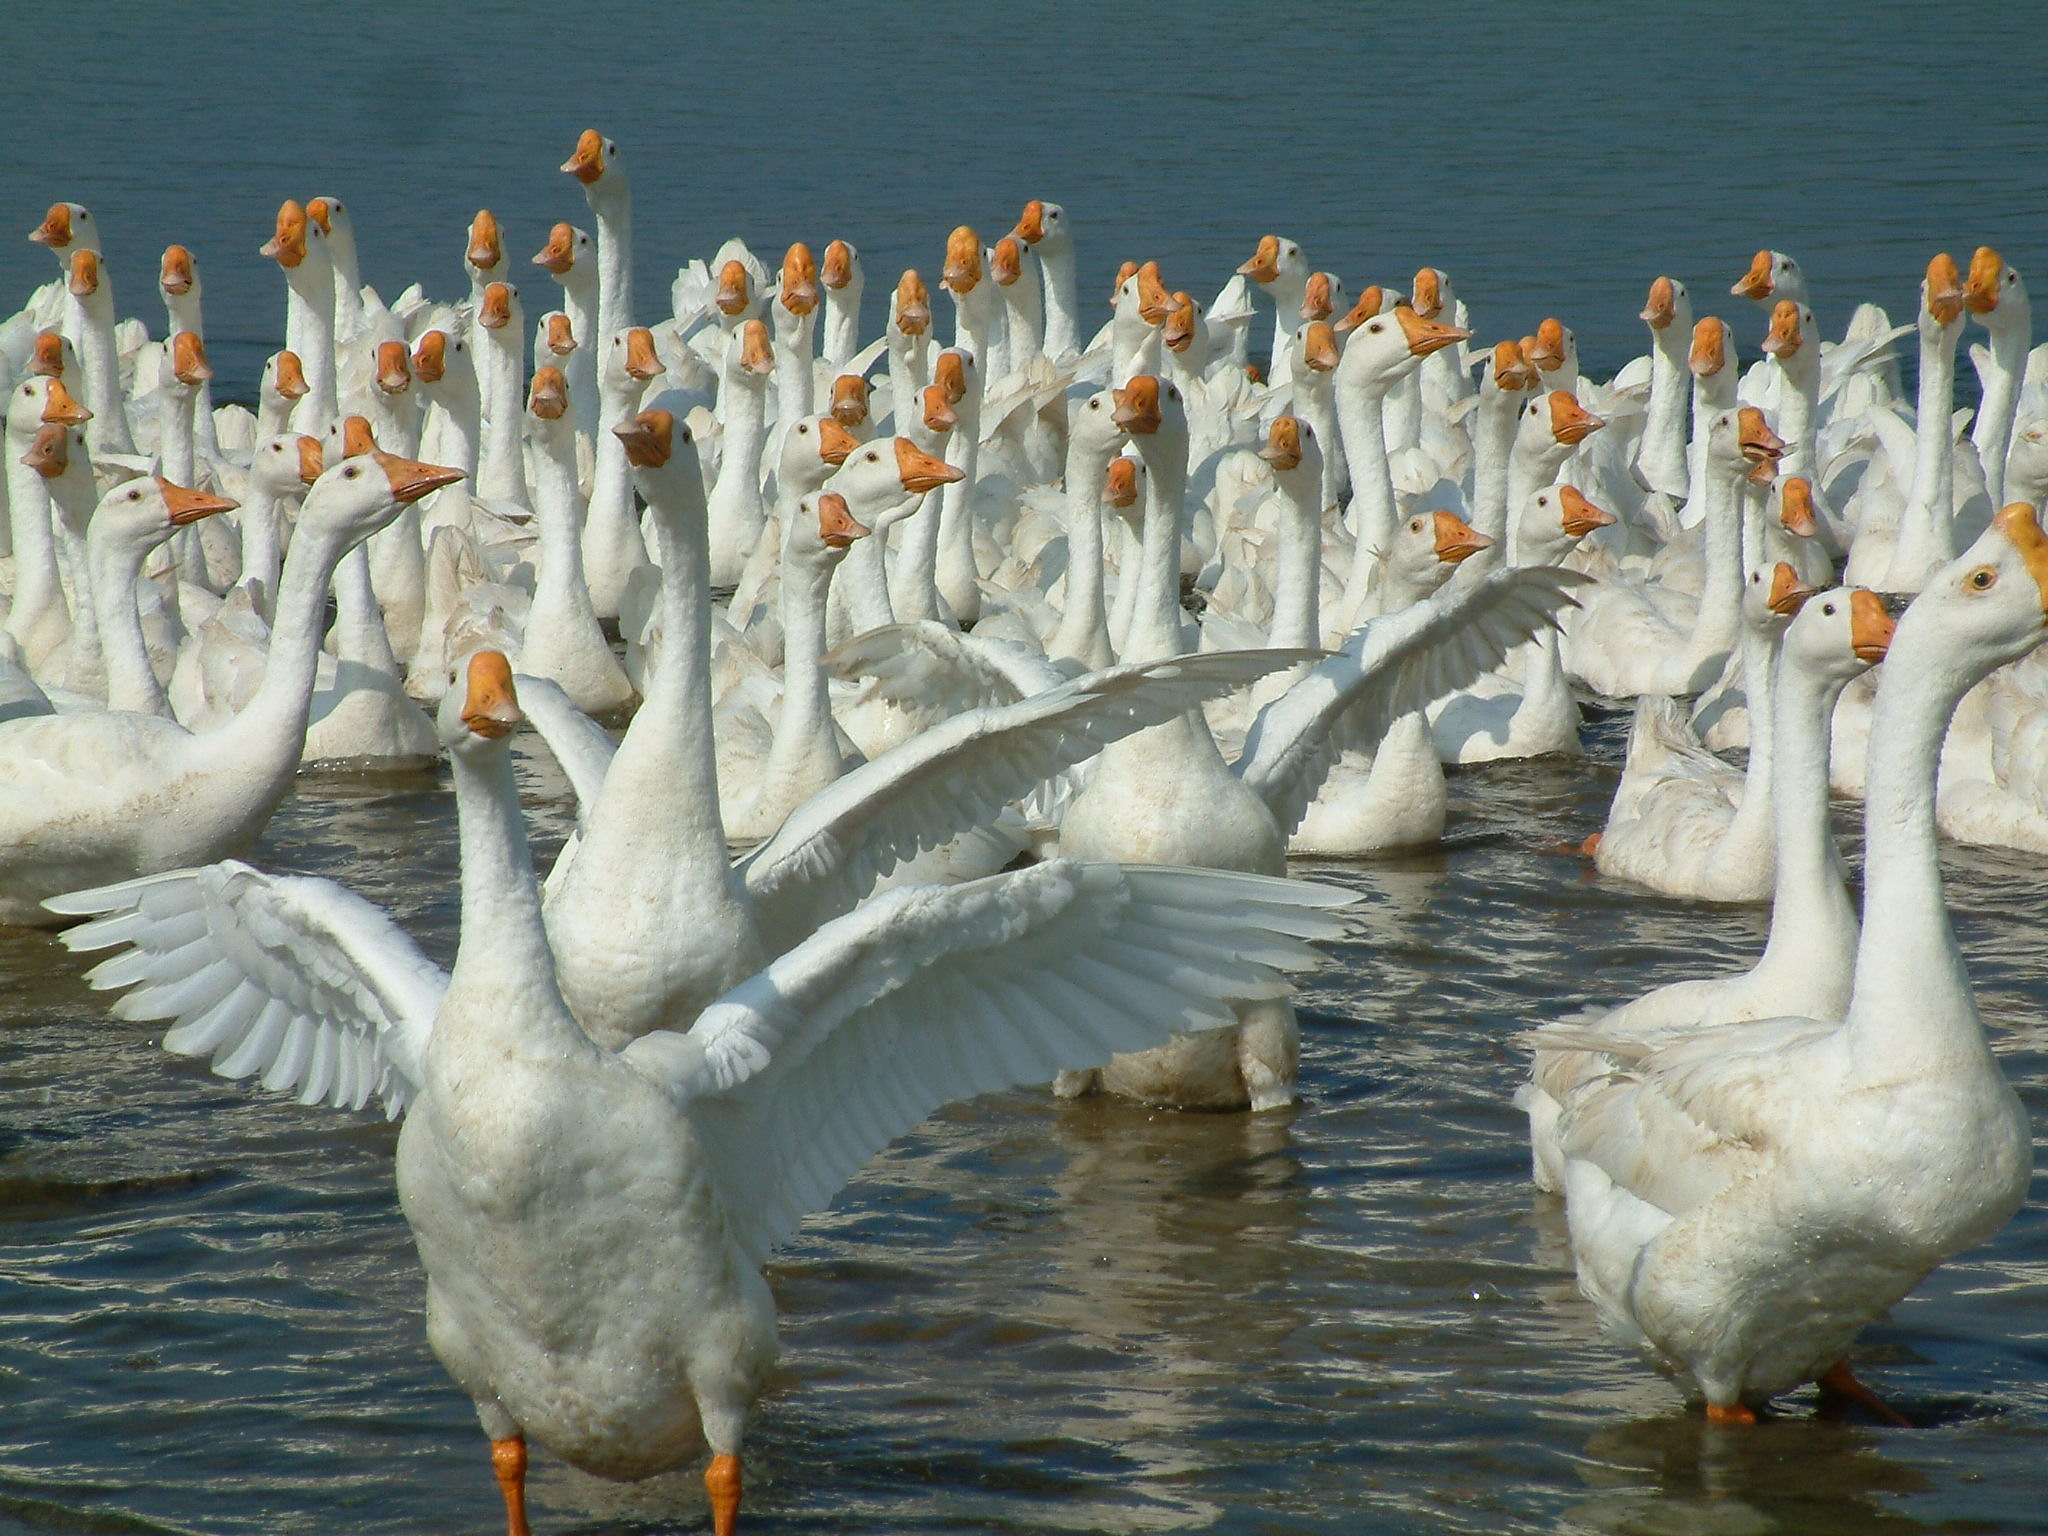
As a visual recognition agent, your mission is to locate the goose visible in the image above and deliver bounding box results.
[706,319,775,588]
[0,452,460,923]
[882,269,934,433]
[364,342,430,661]
[156,244,220,460]
[1731,248,1811,314]
[461,210,504,319]
[1522,582,1892,1190]
[562,130,634,340]
[1854,254,1967,592]
[154,333,240,594]
[408,329,482,535]
[1055,377,1583,1108]
[261,201,339,435]
[33,418,110,699]
[818,239,864,373]
[1635,277,1694,500]
[581,326,662,617]
[927,348,986,625]
[1590,560,1811,901]
[1467,339,1542,547]
[4,374,87,671]
[472,282,528,503]
[940,226,1001,368]
[770,242,820,438]
[305,196,372,349]
[1430,485,1615,762]
[1964,247,2029,507]
[531,222,600,441]
[1527,505,2045,1425]
[53,647,1347,1536]
[991,234,1044,374]
[1523,317,1579,400]
[231,432,322,624]
[1044,389,1135,672]
[254,349,310,443]
[62,249,136,456]
[28,201,99,268]
[1012,200,1079,361]
[1236,234,1308,383]
[1679,316,1739,525]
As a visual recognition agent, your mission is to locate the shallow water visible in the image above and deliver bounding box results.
[2,713,2043,1534]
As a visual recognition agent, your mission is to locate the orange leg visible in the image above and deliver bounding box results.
[1705,1400,1757,1426]
[706,1453,743,1536]
[1817,1359,1912,1427]
[1579,832,1603,858]
[492,1435,533,1536]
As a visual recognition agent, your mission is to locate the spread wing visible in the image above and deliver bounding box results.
[49,862,446,1119]
[622,859,1351,1264]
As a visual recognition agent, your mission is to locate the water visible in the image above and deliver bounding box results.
[4,2,2046,400]
[2,716,2044,1534]
[4,4,2048,1529]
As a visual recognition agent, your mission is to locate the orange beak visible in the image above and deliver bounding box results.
[1237,235,1280,283]
[816,491,870,548]
[1763,299,1802,358]
[1013,199,1047,245]
[1431,510,1493,563]
[544,313,577,357]
[1301,271,1335,322]
[40,378,91,426]
[942,227,982,293]
[1732,249,1774,300]
[1526,318,1567,370]
[1547,391,1604,445]
[1641,276,1676,329]
[29,332,64,378]
[1995,502,2048,615]
[1112,375,1163,434]
[1102,456,1140,508]
[467,211,503,273]
[461,650,525,738]
[1164,293,1198,352]
[922,384,957,433]
[823,239,855,290]
[1134,260,1172,325]
[373,450,467,503]
[29,203,72,249]
[1491,339,1536,390]
[1300,321,1340,373]
[780,242,820,315]
[615,408,676,468]
[934,350,968,405]
[1260,415,1304,471]
[409,335,445,385]
[894,434,965,493]
[529,366,570,420]
[1926,252,1966,324]
[1689,317,1728,377]
[830,374,869,426]
[739,319,774,376]
[478,283,512,330]
[1737,406,1787,479]
[991,237,1023,287]
[274,350,309,399]
[1334,284,1385,335]
[561,129,606,186]
[1410,267,1444,320]
[715,259,752,316]
[157,478,240,524]
[68,249,100,298]
[1965,247,2005,314]
[624,326,663,380]
[816,417,859,465]
[160,244,195,296]
[1848,588,1896,661]
[1559,485,1617,537]
[341,415,379,457]
[894,269,931,335]
[533,222,577,274]
[296,435,324,484]
[23,423,68,478]
[306,197,333,234]
[1780,477,1818,536]
[1766,562,1818,616]
[171,332,212,386]
[1395,305,1469,358]
[261,201,307,267]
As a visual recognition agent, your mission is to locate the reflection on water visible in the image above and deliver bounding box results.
[0,715,2043,1534]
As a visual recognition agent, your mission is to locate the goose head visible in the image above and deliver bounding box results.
[1237,235,1308,295]
[1735,406,1787,483]
[260,199,321,273]
[1511,390,1604,479]
[29,202,98,264]
[1301,271,1344,324]
[1333,284,1388,334]
[1103,453,1146,532]
[1384,509,1491,601]
[778,416,852,498]
[1746,559,1819,633]
[1163,292,1205,358]
[991,237,1024,289]
[1731,249,1803,305]
[1011,199,1070,254]
[300,448,463,546]
[533,222,595,287]
[1486,338,1538,395]
[1892,504,2048,684]
[1964,247,2029,331]
[892,269,932,336]
[779,243,820,316]
[1920,252,1967,331]
[538,312,578,366]
[159,244,200,303]
[1259,414,1325,496]
[1070,387,1131,457]
[160,332,212,395]
[562,130,627,201]
[1294,320,1340,378]
[28,330,75,380]
[410,330,475,399]
[476,280,519,339]
[1334,305,1468,397]
[1111,374,1189,462]
[933,348,977,412]
[1410,267,1453,321]
[440,649,525,755]
[610,326,665,392]
[1641,276,1692,334]
[7,374,91,441]
[941,227,984,295]
[67,249,110,310]
[1762,299,1819,381]
[1781,584,1892,683]
[247,433,324,498]
[1778,476,1820,537]
[822,239,863,295]
[725,319,775,387]
[304,196,356,257]
[828,374,869,429]
[788,491,870,570]
[466,210,504,288]
[714,258,755,319]
[1697,407,1770,488]
[89,476,238,562]
[527,366,572,437]
[265,348,311,406]
[614,403,705,514]
[828,433,962,511]
[1689,316,1737,402]
[1517,484,1616,566]
[1522,318,1574,378]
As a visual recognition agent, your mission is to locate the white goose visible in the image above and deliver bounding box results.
[1012,200,1080,362]
[0,453,460,924]
[1528,505,2045,1424]
[53,648,1347,1536]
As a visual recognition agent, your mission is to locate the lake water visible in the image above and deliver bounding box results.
[2,4,2046,1532]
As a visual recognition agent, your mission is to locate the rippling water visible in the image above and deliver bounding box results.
[3,716,2044,1533]
[5,4,2048,1530]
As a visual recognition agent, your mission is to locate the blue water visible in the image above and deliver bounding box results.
[3,5,2047,1531]
[5,1,2045,398]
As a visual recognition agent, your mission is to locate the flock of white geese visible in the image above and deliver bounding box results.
[2,129,2042,1532]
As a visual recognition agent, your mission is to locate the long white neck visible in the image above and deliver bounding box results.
[1972,310,2031,507]
[1686,464,1748,672]
[239,484,289,622]
[1687,369,1737,512]
[50,468,102,695]
[556,269,601,441]
[285,262,339,435]
[772,305,817,432]
[884,331,931,432]
[1268,474,1323,652]
[528,420,597,630]
[1048,436,1119,671]
[158,384,199,487]
[475,329,527,502]
[999,266,1044,373]
[1470,390,1523,547]
[1038,241,1080,360]
[709,380,769,527]
[1774,351,1820,485]
[590,184,634,341]
[1123,435,1191,662]
[1333,379,1396,628]
[327,233,365,344]
[1887,317,1963,589]
[934,385,984,625]
[1639,322,1692,497]
[950,284,1001,366]
[822,275,864,371]
[1844,620,1997,1078]
[1747,648,1858,1003]
[90,530,171,717]
[1713,613,1780,864]
[4,444,67,658]
[761,545,848,800]
[329,542,398,673]
[69,287,134,455]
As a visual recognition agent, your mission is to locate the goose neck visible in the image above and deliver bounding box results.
[1471,391,1521,546]
[1038,241,1080,360]
[1048,435,1118,668]
[1122,436,1190,661]
[1748,657,1856,995]
[1268,477,1323,651]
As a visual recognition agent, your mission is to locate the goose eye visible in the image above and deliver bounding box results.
[1822,603,1835,614]
[1409,518,1423,532]
[344,465,360,478]
[681,428,692,440]
[1088,399,1099,410]
[1168,387,1179,400]
[1968,567,1997,590]
[797,424,809,433]
[1368,321,1384,333]
[128,489,140,500]
[865,451,879,462]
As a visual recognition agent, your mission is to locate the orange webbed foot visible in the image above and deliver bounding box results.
[492,1435,533,1536]
[706,1452,743,1536]
[1705,1400,1758,1426]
